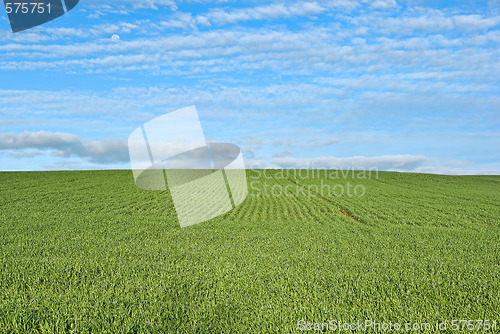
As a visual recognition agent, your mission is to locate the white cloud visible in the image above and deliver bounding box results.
[44,27,89,39]
[370,0,397,10]
[128,0,177,10]
[1,130,497,174]
[355,11,500,34]
[86,0,177,14]
[414,166,500,175]
[198,2,325,26]
[453,14,500,30]
[195,15,211,26]
[1,21,497,86]
[160,13,197,29]
[271,154,429,170]
[0,131,79,149]
[0,131,129,164]
[289,2,326,16]
[0,4,499,86]
[328,0,359,11]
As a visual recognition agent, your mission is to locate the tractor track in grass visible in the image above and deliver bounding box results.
[282,174,365,224]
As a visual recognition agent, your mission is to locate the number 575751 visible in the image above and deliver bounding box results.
[5,2,51,14]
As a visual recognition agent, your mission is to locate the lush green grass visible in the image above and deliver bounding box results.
[1,170,499,333]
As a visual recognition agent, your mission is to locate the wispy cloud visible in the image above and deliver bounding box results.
[0,0,498,174]
[84,0,178,18]
[196,2,326,26]
[370,0,398,10]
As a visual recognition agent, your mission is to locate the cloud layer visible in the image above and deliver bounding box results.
[0,0,498,174]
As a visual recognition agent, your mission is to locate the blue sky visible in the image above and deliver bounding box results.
[0,0,499,174]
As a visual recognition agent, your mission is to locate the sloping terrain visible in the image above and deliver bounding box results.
[1,170,499,332]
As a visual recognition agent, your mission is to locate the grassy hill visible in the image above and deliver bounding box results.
[1,170,499,332]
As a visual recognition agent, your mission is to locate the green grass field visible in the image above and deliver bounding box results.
[1,170,499,333]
